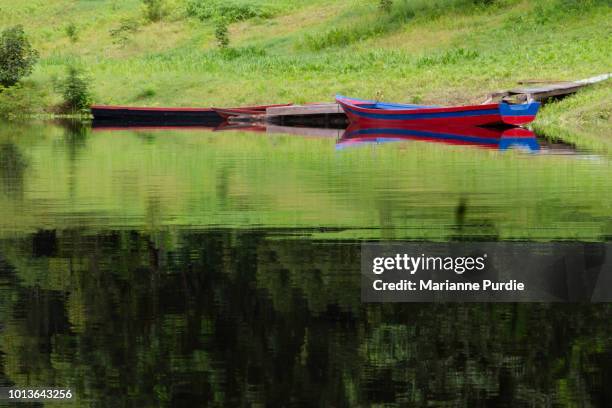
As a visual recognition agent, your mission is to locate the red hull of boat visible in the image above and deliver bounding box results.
[336,96,539,127]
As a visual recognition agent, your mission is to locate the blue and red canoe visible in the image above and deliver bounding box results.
[335,95,539,127]
[338,124,539,151]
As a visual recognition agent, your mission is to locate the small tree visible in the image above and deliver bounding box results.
[379,0,393,13]
[59,67,92,112]
[215,19,229,49]
[0,25,39,87]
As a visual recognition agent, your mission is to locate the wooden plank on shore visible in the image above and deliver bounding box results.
[509,83,584,94]
[487,73,611,103]
[517,80,573,85]
[266,103,342,116]
[508,85,585,101]
[575,73,612,85]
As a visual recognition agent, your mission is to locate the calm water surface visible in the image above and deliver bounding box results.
[0,122,611,406]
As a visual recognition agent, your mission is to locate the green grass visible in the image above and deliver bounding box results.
[0,0,611,145]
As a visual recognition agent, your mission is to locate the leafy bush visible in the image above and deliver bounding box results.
[0,81,48,117]
[65,22,78,42]
[0,26,39,87]
[136,87,156,99]
[379,0,393,13]
[57,67,92,112]
[142,0,166,22]
[186,0,274,23]
[109,19,140,46]
[215,19,230,48]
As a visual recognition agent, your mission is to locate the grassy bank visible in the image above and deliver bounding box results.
[533,83,612,152]
[0,0,611,141]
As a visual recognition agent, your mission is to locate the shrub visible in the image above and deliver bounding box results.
[109,19,140,46]
[0,26,39,88]
[186,0,274,23]
[58,67,92,112]
[65,22,78,42]
[136,87,157,99]
[379,0,393,13]
[215,19,230,48]
[0,81,48,117]
[142,0,166,22]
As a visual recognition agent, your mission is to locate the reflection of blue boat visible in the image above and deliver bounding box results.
[338,124,540,152]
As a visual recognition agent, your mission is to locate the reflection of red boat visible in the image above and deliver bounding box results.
[91,124,218,132]
[92,103,292,123]
[336,95,540,127]
[212,104,292,119]
[212,122,267,132]
[338,124,540,151]
[91,122,269,133]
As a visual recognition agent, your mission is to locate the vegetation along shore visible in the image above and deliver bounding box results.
[0,0,610,149]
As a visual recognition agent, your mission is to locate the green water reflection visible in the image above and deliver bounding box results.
[0,122,610,240]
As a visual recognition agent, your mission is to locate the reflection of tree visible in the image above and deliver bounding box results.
[0,229,610,406]
[378,196,396,240]
[216,166,230,208]
[0,142,27,198]
[57,120,90,201]
[450,196,499,241]
[134,132,156,144]
[58,119,88,162]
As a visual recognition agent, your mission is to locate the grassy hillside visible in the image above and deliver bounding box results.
[0,0,611,140]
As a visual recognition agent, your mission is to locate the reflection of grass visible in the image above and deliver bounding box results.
[1,123,611,240]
